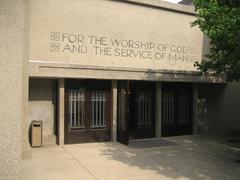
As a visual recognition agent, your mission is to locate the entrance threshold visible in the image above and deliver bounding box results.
[129,137,163,142]
[129,138,178,149]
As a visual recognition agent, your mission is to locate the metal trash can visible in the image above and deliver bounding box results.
[30,120,42,147]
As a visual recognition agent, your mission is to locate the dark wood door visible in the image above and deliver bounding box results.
[131,82,155,139]
[117,81,129,145]
[162,83,193,137]
[64,80,111,144]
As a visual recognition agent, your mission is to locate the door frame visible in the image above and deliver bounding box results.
[117,80,156,145]
[130,81,156,139]
[64,79,112,144]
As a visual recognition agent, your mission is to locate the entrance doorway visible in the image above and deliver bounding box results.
[162,83,193,137]
[117,81,156,145]
[64,80,111,144]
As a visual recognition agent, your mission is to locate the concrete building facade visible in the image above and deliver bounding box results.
[1,0,240,179]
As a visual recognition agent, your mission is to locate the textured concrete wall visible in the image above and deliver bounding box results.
[22,0,31,160]
[218,82,240,134]
[0,0,27,179]
[27,0,225,83]
[29,79,56,144]
[198,82,240,135]
[29,0,203,73]
[198,84,225,134]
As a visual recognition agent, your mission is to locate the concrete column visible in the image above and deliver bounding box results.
[112,80,118,141]
[155,82,162,138]
[58,79,65,145]
[0,0,28,178]
[193,83,199,135]
[22,0,31,159]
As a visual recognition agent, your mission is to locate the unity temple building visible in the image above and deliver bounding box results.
[1,0,240,179]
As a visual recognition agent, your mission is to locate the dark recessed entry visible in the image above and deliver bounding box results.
[162,82,193,137]
[117,81,156,145]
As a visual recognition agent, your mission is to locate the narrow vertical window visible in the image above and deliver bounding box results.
[136,91,152,128]
[68,89,85,130]
[91,91,107,129]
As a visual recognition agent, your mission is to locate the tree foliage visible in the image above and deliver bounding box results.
[192,0,240,81]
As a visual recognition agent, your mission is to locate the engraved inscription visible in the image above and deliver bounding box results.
[49,32,197,63]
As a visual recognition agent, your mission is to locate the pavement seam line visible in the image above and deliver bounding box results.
[62,146,98,180]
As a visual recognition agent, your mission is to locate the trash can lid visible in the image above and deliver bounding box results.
[31,120,42,124]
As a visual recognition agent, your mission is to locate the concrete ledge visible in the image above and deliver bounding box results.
[29,61,225,83]
[118,0,196,15]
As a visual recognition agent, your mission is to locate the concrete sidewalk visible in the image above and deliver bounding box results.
[21,136,240,180]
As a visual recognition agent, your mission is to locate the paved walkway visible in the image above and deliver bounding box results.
[21,135,240,180]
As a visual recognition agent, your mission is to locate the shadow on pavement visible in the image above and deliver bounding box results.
[99,135,240,180]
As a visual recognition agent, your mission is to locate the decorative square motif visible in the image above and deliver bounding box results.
[51,32,60,41]
[50,42,60,52]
